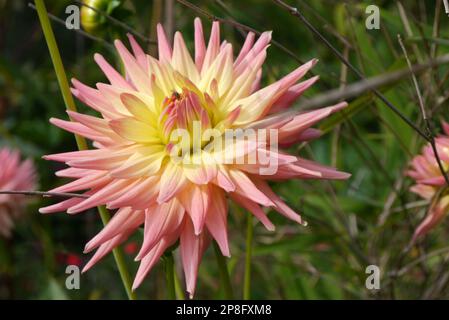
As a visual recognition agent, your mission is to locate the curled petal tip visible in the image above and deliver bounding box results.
[132,279,141,292]
[194,227,203,236]
[263,30,273,38]
[339,172,352,180]
[83,243,92,254]
[410,233,419,245]
[333,101,348,111]
[265,200,276,207]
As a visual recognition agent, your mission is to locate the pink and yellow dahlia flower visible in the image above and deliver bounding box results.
[41,18,350,296]
[0,147,36,237]
[408,122,449,241]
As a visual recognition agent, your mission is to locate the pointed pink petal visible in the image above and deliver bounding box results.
[136,200,184,260]
[230,193,275,231]
[413,195,449,242]
[234,32,255,66]
[194,18,206,71]
[66,180,131,213]
[180,218,210,298]
[201,21,220,75]
[157,162,187,203]
[229,170,273,207]
[270,76,320,113]
[39,196,86,214]
[157,23,173,60]
[132,233,178,290]
[214,165,236,192]
[126,33,147,70]
[94,53,132,89]
[83,231,131,273]
[179,185,210,235]
[84,208,144,253]
[205,187,230,256]
[114,39,151,94]
[252,178,307,226]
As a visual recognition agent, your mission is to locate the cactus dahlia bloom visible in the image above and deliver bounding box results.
[407,122,449,242]
[0,148,36,237]
[40,18,350,296]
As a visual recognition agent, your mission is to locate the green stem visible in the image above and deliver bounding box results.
[243,214,253,300]
[34,0,87,150]
[174,269,185,300]
[213,241,234,299]
[34,0,135,300]
[98,206,136,300]
[163,252,176,300]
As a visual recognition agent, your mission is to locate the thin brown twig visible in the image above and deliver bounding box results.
[389,246,449,277]
[28,3,114,51]
[213,0,246,38]
[397,1,423,62]
[298,53,449,110]
[397,34,449,186]
[74,0,157,45]
[176,0,306,65]
[0,190,88,199]
[271,0,429,141]
[299,0,352,49]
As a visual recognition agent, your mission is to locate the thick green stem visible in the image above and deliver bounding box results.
[34,0,135,300]
[34,0,86,150]
[243,214,253,300]
[213,241,234,299]
[163,252,176,300]
[98,206,136,300]
[173,269,185,300]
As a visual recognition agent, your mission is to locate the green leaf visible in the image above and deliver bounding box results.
[39,277,69,300]
[319,93,375,133]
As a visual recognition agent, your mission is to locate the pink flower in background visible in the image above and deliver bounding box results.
[66,253,83,267]
[407,122,449,241]
[0,148,36,237]
[41,18,349,297]
[124,241,138,255]
[56,251,83,266]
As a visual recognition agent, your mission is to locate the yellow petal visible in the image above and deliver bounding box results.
[120,93,157,124]
[109,118,160,143]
